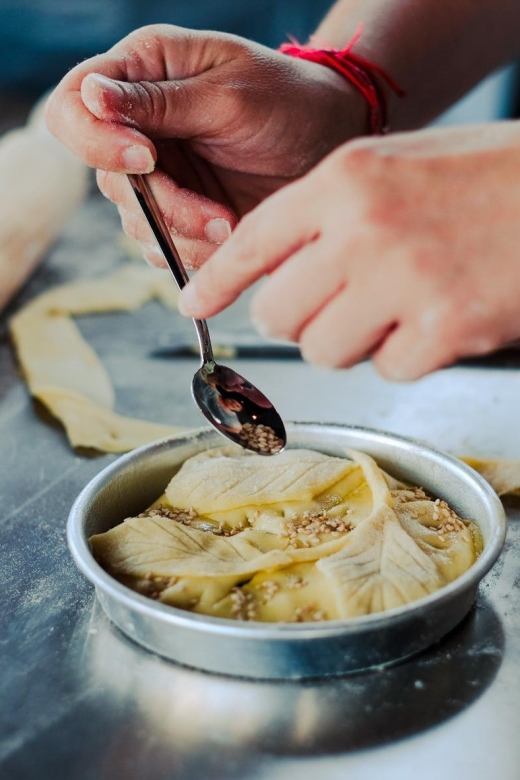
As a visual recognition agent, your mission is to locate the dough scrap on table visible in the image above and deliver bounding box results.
[90,447,482,623]
[0,92,89,314]
[461,456,520,497]
[10,265,182,453]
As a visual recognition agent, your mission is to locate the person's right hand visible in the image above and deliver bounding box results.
[45,25,367,268]
[177,121,520,380]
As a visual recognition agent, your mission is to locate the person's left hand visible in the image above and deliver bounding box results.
[178,122,520,380]
[45,25,366,270]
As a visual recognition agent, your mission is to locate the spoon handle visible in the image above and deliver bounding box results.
[127,173,214,365]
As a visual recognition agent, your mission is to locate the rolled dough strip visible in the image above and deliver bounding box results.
[461,456,520,497]
[0,94,88,312]
[10,265,183,452]
[38,388,177,453]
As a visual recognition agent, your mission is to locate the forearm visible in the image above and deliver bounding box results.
[315,0,520,129]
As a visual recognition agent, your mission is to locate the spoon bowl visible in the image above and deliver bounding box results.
[193,362,286,454]
[128,173,286,454]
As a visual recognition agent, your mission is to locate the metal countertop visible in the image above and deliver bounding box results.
[1,195,519,780]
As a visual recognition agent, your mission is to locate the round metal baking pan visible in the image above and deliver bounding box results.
[67,423,506,679]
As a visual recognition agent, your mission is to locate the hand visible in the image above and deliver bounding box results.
[178,122,520,379]
[45,24,366,268]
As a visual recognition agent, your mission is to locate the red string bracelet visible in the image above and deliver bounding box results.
[279,24,405,135]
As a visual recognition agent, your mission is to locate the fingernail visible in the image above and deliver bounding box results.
[204,218,232,244]
[82,73,124,115]
[122,145,155,173]
[300,346,334,369]
[251,315,272,338]
[87,73,123,95]
[142,243,167,269]
[178,284,200,316]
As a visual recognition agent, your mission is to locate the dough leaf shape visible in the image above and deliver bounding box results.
[90,514,292,579]
[165,446,356,513]
[317,503,445,616]
[317,451,478,617]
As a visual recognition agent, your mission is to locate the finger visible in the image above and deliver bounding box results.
[370,324,454,381]
[80,73,222,142]
[142,235,215,270]
[45,25,236,171]
[178,179,320,318]
[372,303,503,381]
[141,243,168,269]
[97,169,235,244]
[249,240,345,341]
[298,285,397,369]
[46,69,157,173]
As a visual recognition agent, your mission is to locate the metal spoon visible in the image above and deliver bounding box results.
[127,174,286,455]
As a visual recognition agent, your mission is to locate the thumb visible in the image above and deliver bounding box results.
[81,72,215,140]
[46,25,241,172]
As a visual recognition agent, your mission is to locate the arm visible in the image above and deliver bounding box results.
[314,0,520,129]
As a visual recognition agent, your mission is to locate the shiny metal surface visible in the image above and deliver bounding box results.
[2,194,520,778]
[68,423,505,679]
[128,173,286,454]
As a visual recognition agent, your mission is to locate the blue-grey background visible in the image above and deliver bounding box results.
[0,0,331,92]
[0,0,516,126]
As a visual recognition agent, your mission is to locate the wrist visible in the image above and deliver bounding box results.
[303,58,371,139]
[279,29,404,136]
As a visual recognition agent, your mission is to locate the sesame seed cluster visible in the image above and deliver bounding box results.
[238,422,284,454]
[230,587,257,620]
[229,581,326,622]
[281,509,353,549]
[138,572,178,599]
[392,487,429,505]
[392,489,468,538]
[216,522,244,537]
[285,574,306,589]
[257,580,280,601]
[293,604,327,622]
[138,505,199,524]
[139,504,244,536]
[432,498,467,538]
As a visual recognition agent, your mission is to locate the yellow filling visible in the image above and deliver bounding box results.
[90,447,482,623]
